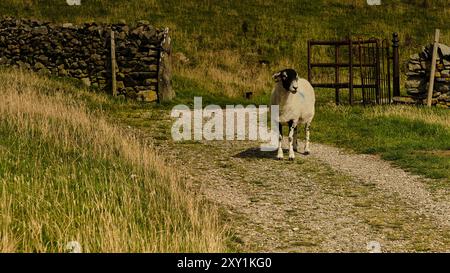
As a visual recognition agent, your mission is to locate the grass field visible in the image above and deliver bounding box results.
[0,69,224,252]
[314,103,450,182]
[2,0,450,98]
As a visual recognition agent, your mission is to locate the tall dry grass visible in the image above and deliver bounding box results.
[0,69,225,252]
[176,49,273,98]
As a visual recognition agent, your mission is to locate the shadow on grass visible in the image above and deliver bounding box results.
[234,147,277,159]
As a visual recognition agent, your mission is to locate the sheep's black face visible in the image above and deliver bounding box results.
[272,69,299,94]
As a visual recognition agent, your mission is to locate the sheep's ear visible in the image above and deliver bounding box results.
[272,71,282,82]
[273,70,288,82]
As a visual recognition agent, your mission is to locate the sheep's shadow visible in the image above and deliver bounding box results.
[233,147,276,159]
[234,147,310,159]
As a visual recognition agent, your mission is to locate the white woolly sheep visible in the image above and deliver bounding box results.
[270,68,315,160]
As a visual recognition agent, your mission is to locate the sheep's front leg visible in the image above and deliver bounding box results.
[277,123,283,160]
[304,122,311,155]
[288,120,297,160]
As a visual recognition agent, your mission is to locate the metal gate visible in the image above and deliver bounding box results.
[307,33,400,105]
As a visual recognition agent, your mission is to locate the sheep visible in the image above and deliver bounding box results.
[270,68,315,160]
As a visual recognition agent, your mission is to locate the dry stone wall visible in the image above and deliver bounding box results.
[405,43,450,108]
[0,17,172,102]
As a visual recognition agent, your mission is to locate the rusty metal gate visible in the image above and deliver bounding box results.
[307,33,400,105]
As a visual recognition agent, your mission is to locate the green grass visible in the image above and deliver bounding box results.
[314,104,450,181]
[0,69,224,252]
[170,75,268,107]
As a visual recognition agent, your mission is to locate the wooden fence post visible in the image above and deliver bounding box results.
[375,39,381,105]
[157,27,175,102]
[427,29,440,107]
[307,40,311,83]
[392,33,400,97]
[335,44,340,105]
[110,29,117,96]
[349,38,354,105]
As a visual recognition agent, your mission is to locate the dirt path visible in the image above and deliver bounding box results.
[124,109,450,252]
[309,143,450,228]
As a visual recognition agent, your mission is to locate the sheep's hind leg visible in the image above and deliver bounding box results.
[288,120,296,160]
[304,122,311,155]
[277,123,283,160]
[293,126,299,152]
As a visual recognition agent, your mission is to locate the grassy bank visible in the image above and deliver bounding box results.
[0,69,225,252]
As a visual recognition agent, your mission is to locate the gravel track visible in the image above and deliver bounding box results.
[126,109,450,252]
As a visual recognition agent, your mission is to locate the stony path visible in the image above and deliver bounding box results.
[309,143,450,228]
[122,109,450,252]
